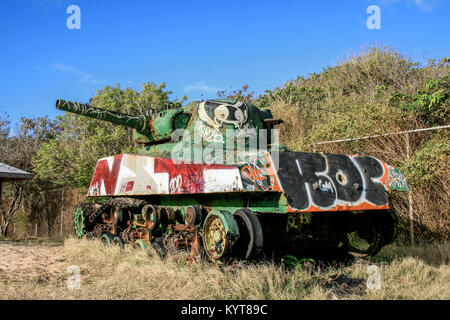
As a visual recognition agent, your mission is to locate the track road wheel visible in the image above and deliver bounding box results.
[185,205,202,225]
[342,223,384,258]
[202,210,240,262]
[133,239,149,251]
[151,237,166,258]
[232,208,263,260]
[74,207,85,238]
[101,233,113,247]
[142,204,159,231]
[380,210,398,246]
[281,255,299,270]
[111,235,124,249]
[84,231,95,239]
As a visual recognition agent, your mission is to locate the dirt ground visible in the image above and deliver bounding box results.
[0,240,68,284]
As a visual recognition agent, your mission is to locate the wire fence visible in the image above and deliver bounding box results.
[6,188,86,238]
[310,125,450,152]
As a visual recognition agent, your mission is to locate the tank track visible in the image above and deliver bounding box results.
[74,198,397,262]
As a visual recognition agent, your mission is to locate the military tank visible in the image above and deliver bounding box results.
[57,98,409,261]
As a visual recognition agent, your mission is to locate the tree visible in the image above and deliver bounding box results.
[34,82,186,188]
[0,115,59,237]
[0,111,10,140]
[217,85,255,103]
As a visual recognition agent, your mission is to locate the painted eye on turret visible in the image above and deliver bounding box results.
[214,106,229,123]
[234,109,244,124]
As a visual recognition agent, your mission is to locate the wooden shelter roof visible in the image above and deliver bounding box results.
[0,163,32,182]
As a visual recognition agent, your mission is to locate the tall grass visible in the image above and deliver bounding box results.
[0,238,448,300]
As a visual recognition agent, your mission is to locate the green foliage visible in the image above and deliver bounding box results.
[401,133,450,186]
[257,48,449,149]
[0,112,10,140]
[0,115,59,176]
[33,82,185,188]
[388,75,449,127]
[413,76,449,126]
[257,81,326,109]
[0,115,60,236]
[90,82,186,114]
[217,85,255,103]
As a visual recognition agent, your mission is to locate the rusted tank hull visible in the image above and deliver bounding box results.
[73,151,404,261]
[87,152,406,213]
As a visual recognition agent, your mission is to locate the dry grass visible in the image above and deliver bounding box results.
[0,237,449,300]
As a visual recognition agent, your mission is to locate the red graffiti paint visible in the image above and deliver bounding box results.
[125,181,134,192]
[240,158,272,191]
[154,158,233,194]
[89,154,123,195]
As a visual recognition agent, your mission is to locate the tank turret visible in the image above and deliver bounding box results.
[57,99,284,162]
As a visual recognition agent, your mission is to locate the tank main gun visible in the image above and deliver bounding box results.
[56,99,190,145]
[56,99,150,134]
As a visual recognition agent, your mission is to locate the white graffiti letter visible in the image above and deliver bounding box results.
[66,5,81,30]
[366,5,381,30]
[67,265,81,289]
[366,265,381,290]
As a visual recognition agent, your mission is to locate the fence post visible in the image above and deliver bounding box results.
[0,181,2,212]
[405,132,415,245]
[60,190,64,235]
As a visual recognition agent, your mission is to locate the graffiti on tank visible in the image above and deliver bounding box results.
[198,122,224,143]
[154,158,237,194]
[86,152,404,206]
[240,158,272,191]
[119,181,134,193]
[197,121,258,145]
[169,174,183,193]
[317,179,334,194]
[386,165,409,191]
[154,159,206,193]
[275,152,392,211]
[235,123,258,139]
[198,100,248,131]
[88,154,123,196]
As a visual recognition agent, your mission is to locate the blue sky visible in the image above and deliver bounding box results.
[0,0,449,128]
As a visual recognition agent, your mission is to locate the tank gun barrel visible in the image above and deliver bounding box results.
[56,99,147,133]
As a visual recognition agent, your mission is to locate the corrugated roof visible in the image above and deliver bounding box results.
[0,163,32,181]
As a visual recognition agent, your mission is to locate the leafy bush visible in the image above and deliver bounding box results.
[33,82,185,188]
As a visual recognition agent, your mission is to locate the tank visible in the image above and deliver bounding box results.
[57,98,409,261]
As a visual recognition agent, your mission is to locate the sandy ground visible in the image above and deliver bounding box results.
[0,240,68,284]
